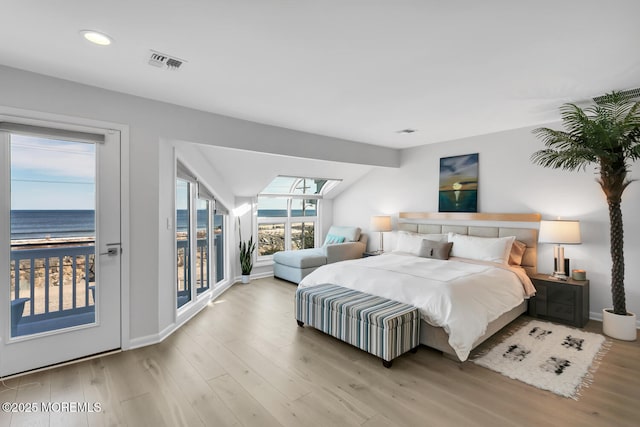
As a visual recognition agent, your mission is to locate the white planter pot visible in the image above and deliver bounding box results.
[241,275,250,284]
[602,309,637,341]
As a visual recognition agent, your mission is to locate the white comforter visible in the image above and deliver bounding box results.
[298,253,531,361]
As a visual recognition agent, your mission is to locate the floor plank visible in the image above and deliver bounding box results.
[0,378,20,427]
[49,365,88,427]
[143,337,240,427]
[78,357,127,427]
[3,276,640,426]
[207,374,282,427]
[11,371,51,427]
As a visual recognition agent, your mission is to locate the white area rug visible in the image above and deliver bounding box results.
[473,320,610,399]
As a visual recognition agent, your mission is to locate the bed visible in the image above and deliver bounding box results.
[298,212,540,362]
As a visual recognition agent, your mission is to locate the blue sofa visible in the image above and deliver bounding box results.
[273,226,367,284]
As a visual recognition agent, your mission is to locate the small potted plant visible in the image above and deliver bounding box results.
[238,219,256,284]
[531,91,640,340]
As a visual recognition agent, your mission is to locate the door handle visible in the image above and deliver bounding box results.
[100,247,120,256]
[100,243,121,256]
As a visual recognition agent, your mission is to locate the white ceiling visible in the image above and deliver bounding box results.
[1,0,639,150]
[191,144,376,198]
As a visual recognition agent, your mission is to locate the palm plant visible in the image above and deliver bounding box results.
[531,91,640,316]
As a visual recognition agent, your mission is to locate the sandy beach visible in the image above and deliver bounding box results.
[258,222,315,255]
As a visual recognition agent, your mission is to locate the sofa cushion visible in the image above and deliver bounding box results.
[273,248,327,269]
[326,225,361,242]
[323,234,346,246]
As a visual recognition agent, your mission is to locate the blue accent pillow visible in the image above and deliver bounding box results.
[324,234,346,246]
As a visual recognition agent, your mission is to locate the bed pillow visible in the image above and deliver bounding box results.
[508,240,527,266]
[447,233,515,264]
[422,233,448,243]
[323,234,346,246]
[418,239,453,260]
[394,231,447,255]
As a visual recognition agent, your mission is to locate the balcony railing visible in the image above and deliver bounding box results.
[10,244,95,337]
[177,238,208,297]
[176,235,224,308]
[10,234,225,335]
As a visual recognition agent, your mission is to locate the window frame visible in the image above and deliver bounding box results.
[256,197,320,261]
[194,196,212,295]
[175,162,229,313]
[175,177,195,310]
[212,212,226,284]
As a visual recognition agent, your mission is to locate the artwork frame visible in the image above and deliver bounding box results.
[438,153,479,213]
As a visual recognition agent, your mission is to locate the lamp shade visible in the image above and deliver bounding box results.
[538,220,581,244]
[370,215,392,232]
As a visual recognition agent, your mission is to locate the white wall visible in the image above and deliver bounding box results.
[0,65,398,345]
[333,125,640,323]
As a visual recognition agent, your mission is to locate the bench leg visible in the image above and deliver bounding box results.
[382,359,393,369]
[296,320,304,327]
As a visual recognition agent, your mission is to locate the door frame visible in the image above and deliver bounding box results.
[0,105,131,354]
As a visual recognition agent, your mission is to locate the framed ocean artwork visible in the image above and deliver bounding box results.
[438,153,479,213]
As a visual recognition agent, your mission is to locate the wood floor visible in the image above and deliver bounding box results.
[2,277,639,427]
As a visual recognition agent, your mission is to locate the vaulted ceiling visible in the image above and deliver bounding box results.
[189,143,376,198]
[2,1,639,151]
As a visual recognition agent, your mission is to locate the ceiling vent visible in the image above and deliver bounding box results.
[396,128,417,134]
[148,50,186,70]
[593,87,640,103]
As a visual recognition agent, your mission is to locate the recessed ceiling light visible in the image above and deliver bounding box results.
[80,30,113,46]
[397,129,418,134]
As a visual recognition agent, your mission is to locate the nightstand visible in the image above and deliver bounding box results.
[528,273,589,328]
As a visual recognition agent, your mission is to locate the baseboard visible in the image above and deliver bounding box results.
[234,271,273,282]
[126,280,234,350]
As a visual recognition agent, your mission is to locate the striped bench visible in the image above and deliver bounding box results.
[295,284,420,368]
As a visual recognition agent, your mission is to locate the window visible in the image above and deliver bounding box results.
[203,184,228,287]
[257,221,286,256]
[6,131,99,336]
[257,176,340,258]
[213,213,225,283]
[291,198,317,217]
[176,161,228,310]
[195,198,210,294]
[291,221,314,250]
[176,179,191,309]
[257,197,287,256]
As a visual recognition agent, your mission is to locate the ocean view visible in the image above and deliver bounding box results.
[10,208,306,240]
[257,209,317,217]
[11,210,96,240]
[11,210,226,240]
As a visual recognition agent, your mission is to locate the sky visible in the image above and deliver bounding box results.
[9,135,325,212]
[10,134,96,210]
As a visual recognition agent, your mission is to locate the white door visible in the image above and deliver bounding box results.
[0,123,121,377]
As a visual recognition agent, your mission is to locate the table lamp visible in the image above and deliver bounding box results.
[370,215,392,253]
[538,219,581,279]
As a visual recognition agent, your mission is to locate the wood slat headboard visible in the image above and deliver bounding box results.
[397,212,540,276]
[399,212,541,222]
